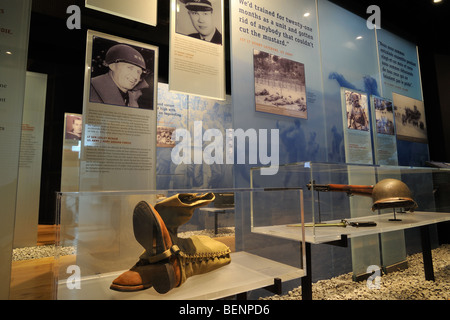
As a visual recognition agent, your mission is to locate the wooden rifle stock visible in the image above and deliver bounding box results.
[307,182,374,197]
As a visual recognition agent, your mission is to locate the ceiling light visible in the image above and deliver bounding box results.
[304,12,310,17]
[356,36,363,40]
[434,0,442,3]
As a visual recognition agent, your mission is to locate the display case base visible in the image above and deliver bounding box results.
[56,252,305,300]
[252,211,450,244]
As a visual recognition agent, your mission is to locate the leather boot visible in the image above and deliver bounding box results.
[109,259,177,292]
[111,236,231,294]
[135,192,216,267]
[175,235,231,287]
[154,193,215,240]
[110,197,231,294]
[110,201,181,293]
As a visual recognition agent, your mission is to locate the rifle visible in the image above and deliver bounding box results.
[288,219,377,228]
[306,181,374,197]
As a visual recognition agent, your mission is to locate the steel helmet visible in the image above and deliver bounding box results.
[351,93,360,103]
[371,178,418,212]
[105,44,146,71]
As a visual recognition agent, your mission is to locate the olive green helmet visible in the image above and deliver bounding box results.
[371,178,418,212]
[105,44,146,71]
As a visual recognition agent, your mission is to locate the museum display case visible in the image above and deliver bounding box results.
[250,162,450,244]
[250,162,450,299]
[54,188,306,300]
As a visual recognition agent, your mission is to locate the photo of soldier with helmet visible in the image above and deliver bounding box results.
[89,36,156,110]
[345,90,369,131]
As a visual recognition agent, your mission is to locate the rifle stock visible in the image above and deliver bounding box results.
[307,182,374,197]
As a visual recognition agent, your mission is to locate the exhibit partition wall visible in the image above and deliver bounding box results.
[0,0,32,299]
[75,31,159,270]
[319,0,394,280]
[61,113,82,193]
[14,72,48,248]
[230,0,326,277]
[80,30,159,192]
[156,83,233,190]
[230,0,428,280]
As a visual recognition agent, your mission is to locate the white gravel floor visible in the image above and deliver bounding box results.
[12,245,76,261]
[178,227,236,238]
[11,227,235,262]
[262,244,450,300]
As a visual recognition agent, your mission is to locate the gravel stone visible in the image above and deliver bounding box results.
[178,227,235,238]
[261,244,450,300]
[12,245,76,261]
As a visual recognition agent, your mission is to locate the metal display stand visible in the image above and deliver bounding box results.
[198,207,234,235]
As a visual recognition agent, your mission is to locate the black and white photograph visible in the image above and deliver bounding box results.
[254,50,307,119]
[64,114,82,141]
[89,36,157,110]
[344,90,369,131]
[176,0,223,45]
[156,126,176,148]
[393,93,428,143]
[373,96,395,135]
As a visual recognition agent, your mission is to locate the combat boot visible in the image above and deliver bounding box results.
[174,235,231,288]
[135,192,216,263]
[110,197,231,294]
[154,193,215,239]
[110,201,181,293]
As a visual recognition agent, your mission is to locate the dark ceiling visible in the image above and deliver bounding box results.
[28,0,450,79]
[30,0,450,53]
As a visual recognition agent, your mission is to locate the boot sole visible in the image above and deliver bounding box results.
[109,283,152,292]
[133,201,157,254]
[109,263,175,294]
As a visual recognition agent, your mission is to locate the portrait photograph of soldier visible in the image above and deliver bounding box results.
[89,36,156,109]
[345,90,369,131]
[65,114,82,141]
[176,0,223,45]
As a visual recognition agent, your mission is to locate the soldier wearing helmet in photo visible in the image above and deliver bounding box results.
[348,92,369,131]
[90,43,153,109]
[179,0,222,44]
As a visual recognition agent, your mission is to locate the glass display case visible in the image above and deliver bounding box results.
[54,188,306,300]
[251,162,450,299]
[250,162,450,244]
